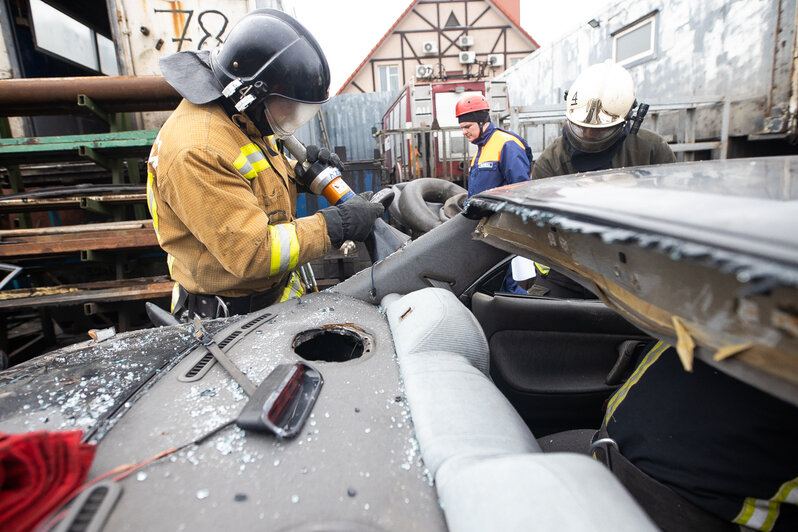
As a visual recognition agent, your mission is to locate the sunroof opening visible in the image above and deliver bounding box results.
[292,327,371,363]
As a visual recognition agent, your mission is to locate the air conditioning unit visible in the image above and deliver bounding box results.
[458,35,474,48]
[415,64,433,78]
[487,54,504,67]
[459,51,476,64]
[422,41,438,55]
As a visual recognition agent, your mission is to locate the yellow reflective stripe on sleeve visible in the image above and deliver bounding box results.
[268,224,299,276]
[251,157,270,173]
[234,143,271,180]
[603,341,668,424]
[166,254,175,276]
[733,478,798,531]
[734,498,780,531]
[775,479,798,505]
[170,282,181,313]
[146,172,160,242]
[265,135,279,155]
[233,152,256,179]
[534,262,550,275]
[280,271,305,302]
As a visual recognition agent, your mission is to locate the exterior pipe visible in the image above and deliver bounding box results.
[0,76,181,117]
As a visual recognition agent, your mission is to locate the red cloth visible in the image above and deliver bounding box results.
[0,430,96,532]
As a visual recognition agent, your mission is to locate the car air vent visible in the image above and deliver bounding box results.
[179,323,254,383]
[179,351,216,382]
[186,353,214,378]
[241,312,273,329]
[217,330,241,348]
[55,481,121,532]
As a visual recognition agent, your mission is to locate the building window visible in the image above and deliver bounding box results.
[378,65,399,92]
[29,0,119,75]
[613,13,657,67]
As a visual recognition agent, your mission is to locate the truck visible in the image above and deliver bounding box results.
[497,0,798,161]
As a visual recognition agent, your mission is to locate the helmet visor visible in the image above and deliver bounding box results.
[264,94,322,138]
[565,121,625,153]
[569,98,624,127]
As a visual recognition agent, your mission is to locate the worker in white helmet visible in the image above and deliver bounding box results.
[532,61,675,180]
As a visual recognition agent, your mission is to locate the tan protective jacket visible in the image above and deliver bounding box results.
[146,99,330,298]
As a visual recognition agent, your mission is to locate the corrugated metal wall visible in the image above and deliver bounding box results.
[294,91,398,162]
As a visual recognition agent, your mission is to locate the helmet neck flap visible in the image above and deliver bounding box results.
[565,119,626,153]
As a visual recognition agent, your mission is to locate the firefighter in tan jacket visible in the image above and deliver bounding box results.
[148,9,383,318]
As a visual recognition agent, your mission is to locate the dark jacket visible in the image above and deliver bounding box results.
[531,128,675,180]
[605,342,798,531]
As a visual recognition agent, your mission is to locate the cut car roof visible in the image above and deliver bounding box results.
[465,156,798,406]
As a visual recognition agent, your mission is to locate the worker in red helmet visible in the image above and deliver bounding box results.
[456,93,533,295]
[455,93,532,197]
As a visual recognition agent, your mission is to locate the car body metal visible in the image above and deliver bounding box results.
[1,155,796,529]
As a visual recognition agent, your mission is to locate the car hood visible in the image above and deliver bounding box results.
[0,293,445,531]
[464,156,798,406]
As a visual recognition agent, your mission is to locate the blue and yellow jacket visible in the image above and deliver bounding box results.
[467,123,532,197]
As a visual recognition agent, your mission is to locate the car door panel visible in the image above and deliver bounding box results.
[470,291,649,436]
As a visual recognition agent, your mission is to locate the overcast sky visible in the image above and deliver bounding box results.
[284,0,617,93]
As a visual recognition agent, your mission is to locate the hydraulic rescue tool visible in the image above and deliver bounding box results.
[282,135,354,205]
[282,135,410,263]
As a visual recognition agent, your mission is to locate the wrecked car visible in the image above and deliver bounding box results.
[1,155,797,531]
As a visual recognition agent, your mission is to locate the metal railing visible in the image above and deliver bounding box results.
[378,125,474,184]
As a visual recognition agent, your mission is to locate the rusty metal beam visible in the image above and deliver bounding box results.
[0,76,181,117]
[0,221,159,259]
[0,193,146,214]
[0,275,173,311]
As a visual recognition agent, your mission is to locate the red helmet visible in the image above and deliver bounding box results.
[455,94,490,117]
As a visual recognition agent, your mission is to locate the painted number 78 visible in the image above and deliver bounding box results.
[153,9,229,52]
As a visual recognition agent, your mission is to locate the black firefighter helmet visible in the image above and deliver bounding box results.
[160,9,330,137]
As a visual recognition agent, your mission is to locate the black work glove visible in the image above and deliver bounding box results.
[319,193,384,247]
[306,145,344,171]
[294,145,345,190]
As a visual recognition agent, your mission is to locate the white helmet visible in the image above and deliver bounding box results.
[565,62,636,153]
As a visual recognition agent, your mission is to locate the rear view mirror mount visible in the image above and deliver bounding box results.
[236,362,323,439]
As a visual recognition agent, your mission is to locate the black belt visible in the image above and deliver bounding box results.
[592,425,738,532]
[182,283,284,319]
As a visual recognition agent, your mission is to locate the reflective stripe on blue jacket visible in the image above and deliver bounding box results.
[467,122,532,197]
